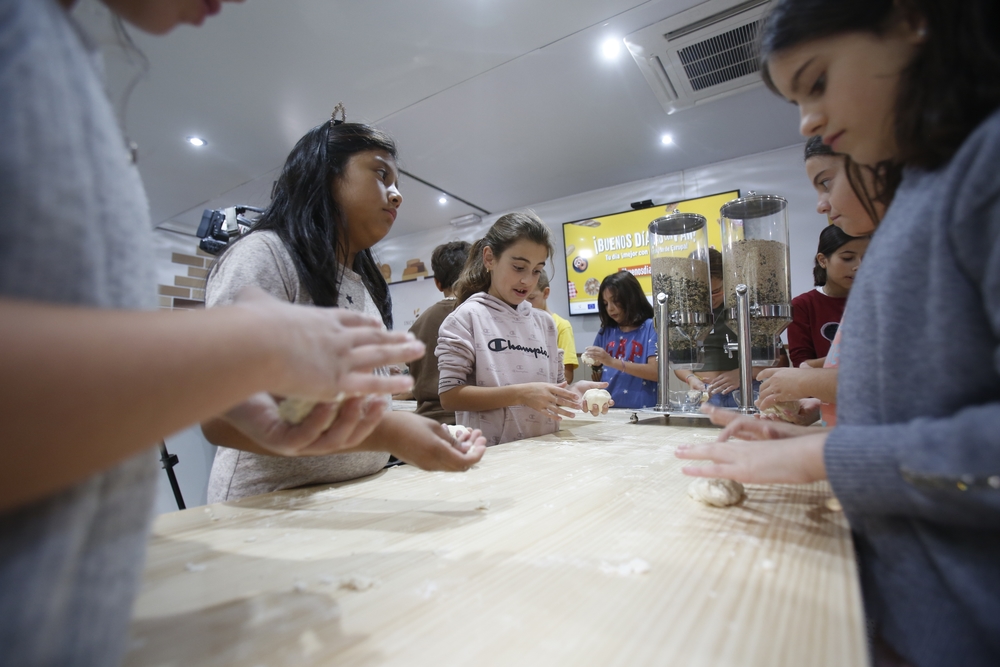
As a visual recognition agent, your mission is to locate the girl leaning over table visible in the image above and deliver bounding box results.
[677,1,1000,665]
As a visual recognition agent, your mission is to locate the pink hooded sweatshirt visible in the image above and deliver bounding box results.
[436,292,565,446]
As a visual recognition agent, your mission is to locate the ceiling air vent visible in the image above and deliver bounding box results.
[624,0,770,115]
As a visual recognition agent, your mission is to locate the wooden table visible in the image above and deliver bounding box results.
[125,417,868,667]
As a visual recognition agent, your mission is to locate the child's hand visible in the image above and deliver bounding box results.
[685,374,706,392]
[759,397,822,425]
[675,431,828,484]
[756,367,811,407]
[583,346,613,367]
[380,413,486,471]
[706,369,740,395]
[520,382,581,419]
[702,404,821,441]
[234,287,425,400]
[222,392,389,456]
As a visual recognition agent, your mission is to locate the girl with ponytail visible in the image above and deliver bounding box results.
[437,212,611,446]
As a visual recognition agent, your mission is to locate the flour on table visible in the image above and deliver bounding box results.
[338,574,378,591]
[687,478,745,507]
[600,558,651,576]
[184,562,207,573]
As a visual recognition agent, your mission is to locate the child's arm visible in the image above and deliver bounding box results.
[583,345,659,381]
[203,408,486,471]
[756,367,838,406]
[0,292,421,512]
[439,383,581,419]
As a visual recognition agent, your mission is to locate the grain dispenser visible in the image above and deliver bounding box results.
[648,210,714,412]
[719,193,792,414]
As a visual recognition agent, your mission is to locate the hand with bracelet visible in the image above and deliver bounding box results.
[584,345,659,382]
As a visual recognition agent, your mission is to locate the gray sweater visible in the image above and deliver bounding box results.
[205,231,389,503]
[0,1,157,665]
[827,108,1000,666]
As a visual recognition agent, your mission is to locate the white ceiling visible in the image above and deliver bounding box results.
[74,0,803,241]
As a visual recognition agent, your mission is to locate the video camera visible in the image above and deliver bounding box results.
[195,205,265,255]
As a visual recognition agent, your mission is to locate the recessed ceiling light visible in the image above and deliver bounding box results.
[438,196,448,205]
[601,38,621,60]
[187,136,207,147]
[661,134,674,145]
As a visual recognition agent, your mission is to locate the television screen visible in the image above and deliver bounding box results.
[562,190,739,315]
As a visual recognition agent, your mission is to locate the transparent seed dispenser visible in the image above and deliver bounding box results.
[719,193,792,414]
[648,210,714,412]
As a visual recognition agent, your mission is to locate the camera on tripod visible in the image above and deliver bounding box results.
[195,205,264,255]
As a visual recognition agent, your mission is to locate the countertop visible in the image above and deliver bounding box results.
[125,415,867,667]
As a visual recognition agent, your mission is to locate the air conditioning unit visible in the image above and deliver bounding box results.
[449,213,483,227]
[624,0,771,115]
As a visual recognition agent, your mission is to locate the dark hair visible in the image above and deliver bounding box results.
[431,241,471,291]
[813,225,867,285]
[535,269,550,291]
[804,135,888,227]
[455,211,554,303]
[597,271,654,331]
[217,122,397,327]
[707,248,723,281]
[761,0,1000,172]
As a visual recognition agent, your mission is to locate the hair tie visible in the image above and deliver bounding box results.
[331,103,346,126]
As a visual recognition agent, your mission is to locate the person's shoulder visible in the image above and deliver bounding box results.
[218,230,290,268]
[792,289,821,307]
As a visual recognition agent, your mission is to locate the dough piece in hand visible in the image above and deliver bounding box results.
[760,400,801,423]
[582,388,612,414]
[444,424,471,439]
[580,352,597,366]
[278,392,346,425]
[687,478,745,507]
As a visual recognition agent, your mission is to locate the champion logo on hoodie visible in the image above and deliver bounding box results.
[487,338,551,358]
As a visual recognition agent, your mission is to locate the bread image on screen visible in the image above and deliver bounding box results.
[380,263,392,282]
[401,259,428,281]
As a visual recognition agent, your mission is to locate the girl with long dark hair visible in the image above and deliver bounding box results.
[202,119,485,502]
[583,271,660,409]
[678,1,1000,664]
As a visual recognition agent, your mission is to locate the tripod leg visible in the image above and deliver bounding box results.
[158,441,186,510]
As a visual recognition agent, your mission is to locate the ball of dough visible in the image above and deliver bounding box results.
[687,478,745,507]
[444,424,471,440]
[278,392,346,425]
[580,352,597,366]
[582,388,612,413]
[760,400,801,422]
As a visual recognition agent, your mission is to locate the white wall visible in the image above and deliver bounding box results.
[380,143,825,362]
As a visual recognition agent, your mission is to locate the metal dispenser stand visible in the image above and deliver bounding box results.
[723,284,758,415]
[719,192,793,416]
[646,210,714,415]
[653,291,672,413]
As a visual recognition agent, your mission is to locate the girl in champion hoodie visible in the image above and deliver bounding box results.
[436,212,612,446]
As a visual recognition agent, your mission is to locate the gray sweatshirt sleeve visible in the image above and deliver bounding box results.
[205,233,301,308]
[824,118,1000,530]
[436,307,476,394]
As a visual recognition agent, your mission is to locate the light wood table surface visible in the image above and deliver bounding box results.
[126,417,868,667]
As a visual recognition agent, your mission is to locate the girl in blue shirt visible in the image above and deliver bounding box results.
[584,272,659,408]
